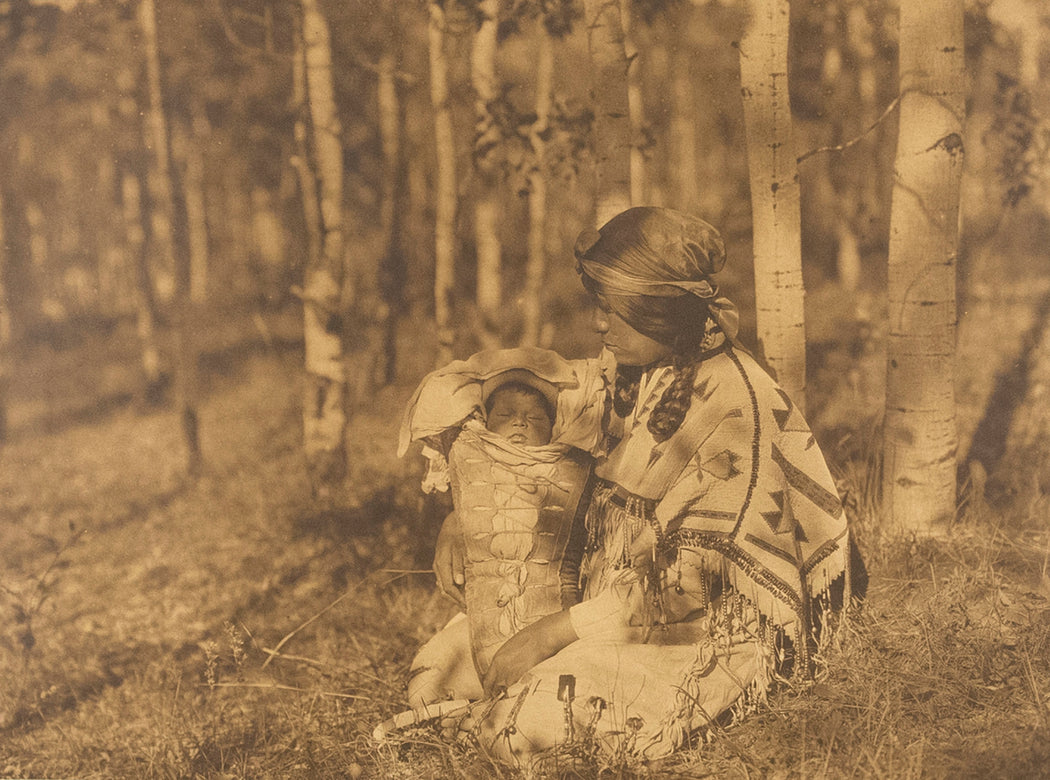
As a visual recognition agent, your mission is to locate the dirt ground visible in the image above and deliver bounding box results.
[1,293,1049,779]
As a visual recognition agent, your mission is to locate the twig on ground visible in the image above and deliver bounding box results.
[263,569,426,669]
[201,681,367,700]
[261,648,327,669]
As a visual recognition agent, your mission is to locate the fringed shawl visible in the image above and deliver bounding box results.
[580,346,851,669]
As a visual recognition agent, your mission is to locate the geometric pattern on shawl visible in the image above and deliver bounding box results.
[591,347,850,645]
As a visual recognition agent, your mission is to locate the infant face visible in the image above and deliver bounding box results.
[485,388,553,446]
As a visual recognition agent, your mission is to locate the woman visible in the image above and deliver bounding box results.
[409,207,859,768]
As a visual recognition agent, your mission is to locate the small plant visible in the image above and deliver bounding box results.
[0,522,84,728]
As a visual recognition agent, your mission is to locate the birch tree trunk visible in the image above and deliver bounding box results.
[299,0,349,490]
[139,0,201,474]
[582,0,632,226]
[429,0,456,364]
[670,40,698,213]
[121,171,163,397]
[377,50,406,384]
[882,0,965,533]
[739,0,807,410]
[185,110,210,304]
[620,0,646,206]
[522,23,554,348]
[472,0,502,344]
[139,0,176,305]
[291,37,323,286]
[170,167,202,476]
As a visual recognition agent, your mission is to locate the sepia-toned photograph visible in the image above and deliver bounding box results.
[1,0,1048,777]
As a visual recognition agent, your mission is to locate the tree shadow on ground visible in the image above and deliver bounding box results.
[290,485,449,574]
[964,287,1050,500]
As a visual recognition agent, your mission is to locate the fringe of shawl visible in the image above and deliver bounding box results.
[581,478,852,680]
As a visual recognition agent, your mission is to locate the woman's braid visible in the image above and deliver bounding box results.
[647,355,700,443]
[613,365,643,419]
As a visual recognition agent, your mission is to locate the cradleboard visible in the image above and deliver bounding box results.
[448,421,592,678]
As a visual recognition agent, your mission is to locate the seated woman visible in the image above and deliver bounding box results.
[391,207,862,769]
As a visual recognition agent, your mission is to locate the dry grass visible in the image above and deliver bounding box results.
[1,343,1049,779]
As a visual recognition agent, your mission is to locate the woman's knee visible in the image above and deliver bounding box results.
[407,614,482,706]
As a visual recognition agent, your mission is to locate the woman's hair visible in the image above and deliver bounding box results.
[576,207,728,443]
[610,323,712,444]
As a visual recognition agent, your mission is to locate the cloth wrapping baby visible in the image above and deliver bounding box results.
[397,347,608,680]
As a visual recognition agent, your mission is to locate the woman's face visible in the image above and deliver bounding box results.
[593,299,673,366]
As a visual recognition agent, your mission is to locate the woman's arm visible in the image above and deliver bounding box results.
[432,511,466,609]
[482,610,577,696]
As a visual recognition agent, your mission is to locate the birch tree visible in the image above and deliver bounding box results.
[471,0,502,344]
[120,171,163,398]
[620,0,646,206]
[139,0,176,305]
[429,0,456,364]
[522,17,554,348]
[882,0,965,533]
[670,34,699,213]
[183,109,210,304]
[291,35,323,293]
[582,0,632,226]
[738,0,806,410]
[298,0,349,490]
[139,0,201,473]
[376,48,405,384]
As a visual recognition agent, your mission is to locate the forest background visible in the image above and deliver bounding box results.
[1,0,1049,777]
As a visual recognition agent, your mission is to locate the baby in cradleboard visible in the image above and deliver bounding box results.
[383,347,607,725]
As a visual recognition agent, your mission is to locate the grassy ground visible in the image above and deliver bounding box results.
[1,313,1049,779]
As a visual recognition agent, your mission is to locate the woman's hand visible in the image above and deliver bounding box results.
[433,511,466,609]
[482,611,577,697]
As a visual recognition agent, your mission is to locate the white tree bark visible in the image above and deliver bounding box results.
[121,172,162,393]
[582,0,633,226]
[472,0,502,343]
[620,0,647,206]
[141,0,202,472]
[670,41,698,213]
[139,0,176,304]
[429,0,456,364]
[377,49,404,384]
[185,111,211,305]
[291,37,323,282]
[883,0,965,533]
[300,0,348,489]
[739,0,807,411]
[522,24,554,348]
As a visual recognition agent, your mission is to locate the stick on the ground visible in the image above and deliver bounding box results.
[261,569,423,668]
[203,681,367,700]
[261,588,358,669]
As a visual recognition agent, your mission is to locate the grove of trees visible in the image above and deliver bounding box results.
[1,0,1047,532]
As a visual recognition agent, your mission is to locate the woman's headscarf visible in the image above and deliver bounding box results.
[574,207,740,348]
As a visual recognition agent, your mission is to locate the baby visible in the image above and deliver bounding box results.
[395,349,604,707]
[482,377,555,447]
